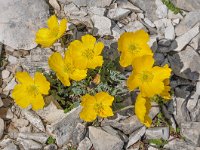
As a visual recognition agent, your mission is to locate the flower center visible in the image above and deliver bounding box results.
[82,49,94,59]
[129,44,141,54]
[50,27,59,37]
[140,71,154,82]
[94,103,105,114]
[27,85,39,96]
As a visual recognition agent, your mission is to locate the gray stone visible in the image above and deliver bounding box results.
[2,70,10,79]
[190,33,200,50]
[165,20,175,40]
[0,97,3,107]
[3,78,16,94]
[126,126,146,148]
[173,97,191,125]
[64,3,80,16]
[77,137,93,150]
[88,7,105,16]
[101,115,143,135]
[20,47,53,75]
[62,0,112,7]
[145,127,169,140]
[18,132,48,144]
[89,126,124,150]
[175,11,200,36]
[112,24,125,40]
[8,55,18,65]
[72,123,86,145]
[12,118,29,128]
[0,139,18,150]
[123,21,146,32]
[0,0,49,50]
[144,18,155,28]
[187,84,199,112]
[174,25,200,51]
[155,0,168,19]
[168,46,200,81]
[107,8,131,20]
[116,0,142,12]
[154,18,168,36]
[158,39,171,47]
[0,118,4,139]
[49,0,60,11]
[44,144,58,150]
[181,122,200,146]
[91,15,111,36]
[173,0,200,12]
[154,53,165,66]
[17,138,42,150]
[46,106,82,147]
[23,110,45,132]
[6,108,13,119]
[164,138,200,150]
[129,0,158,21]
[36,102,66,124]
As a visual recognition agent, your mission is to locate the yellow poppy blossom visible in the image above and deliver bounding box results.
[80,92,114,122]
[127,55,171,98]
[67,34,104,69]
[35,15,67,47]
[135,94,152,127]
[48,52,87,86]
[12,72,50,110]
[118,30,153,67]
[160,79,171,100]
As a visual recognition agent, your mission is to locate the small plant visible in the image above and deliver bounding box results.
[162,0,182,14]
[47,136,56,144]
[148,139,168,148]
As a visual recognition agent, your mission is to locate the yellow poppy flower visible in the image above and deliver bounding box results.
[12,72,50,110]
[127,55,171,98]
[118,30,153,67]
[160,79,171,100]
[80,92,114,122]
[67,34,104,69]
[35,15,67,47]
[135,94,152,127]
[48,52,87,86]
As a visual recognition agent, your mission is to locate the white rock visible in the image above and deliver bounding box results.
[18,132,48,144]
[0,118,4,139]
[116,0,142,12]
[72,123,86,145]
[144,18,155,28]
[91,15,111,36]
[3,77,16,93]
[64,3,80,16]
[123,21,146,32]
[88,7,105,16]
[23,110,45,132]
[107,8,130,20]
[8,55,18,65]
[49,0,60,11]
[6,108,14,119]
[46,106,82,147]
[17,138,42,150]
[89,126,124,150]
[66,0,112,7]
[174,25,200,51]
[189,33,200,50]
[126,126,146,148]
[4,45,15,52]
[0,0,49,50]
[2,70,10,79]
[0,97,3,107]
[168,10,183,19]
[77,137,93,150]
[12,118,29,128]
[155,0,168,19]
[36,101,66,124]
[0,138,18,150]
[172,18,180,25]
[137,13,144,19]
[145,127,170,140]
[165,20,175,40]
[112,24,125,40]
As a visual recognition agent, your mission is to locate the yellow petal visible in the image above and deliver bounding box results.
[48,52,65,73]
[135,94,152,127]
[12,84,30,108]
[132,55,154,73]
[127,72,141,91]
[80,107,97,122]
[118,32,133,52]
[35,28,56,47]
[95,92,114,106]
[47,15,59,30]
[81,34,96,50]
[34,72,50,95]
[58,18,67,38]
[31,94,45,110]
[93,42,104,55]
[56,72,71,86]
[152,64,171,81]
[119,51,134,67]
[70,69,87,81]
[81,94,96,107]
[15,72,34,85]
[134,30,150,43]
[87,56,103,69]
[98,106,114,118]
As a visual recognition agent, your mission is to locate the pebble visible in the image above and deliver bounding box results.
[17,138,42,150]
[44,144,58,150]
[0,97,3,107]
[72,123,86,145]
[144,18,155,28]
[0,118,4,139]
[145,127,170,140]
[77,137,93,150]
[2,70,10,79]
[18,132,48,144]
[107,8,130,20]
[155,0,168,19]
[8,55,18,65]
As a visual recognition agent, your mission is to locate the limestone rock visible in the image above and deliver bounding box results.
[145,127,170,140]
[0,118,4,139]
[107,8,131,20]
[89,126,124,150]
[0,0,49,50]
[17,138,42,150]
[77,137,93,150]
[173,0,200,12]
[18,132,48,144]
